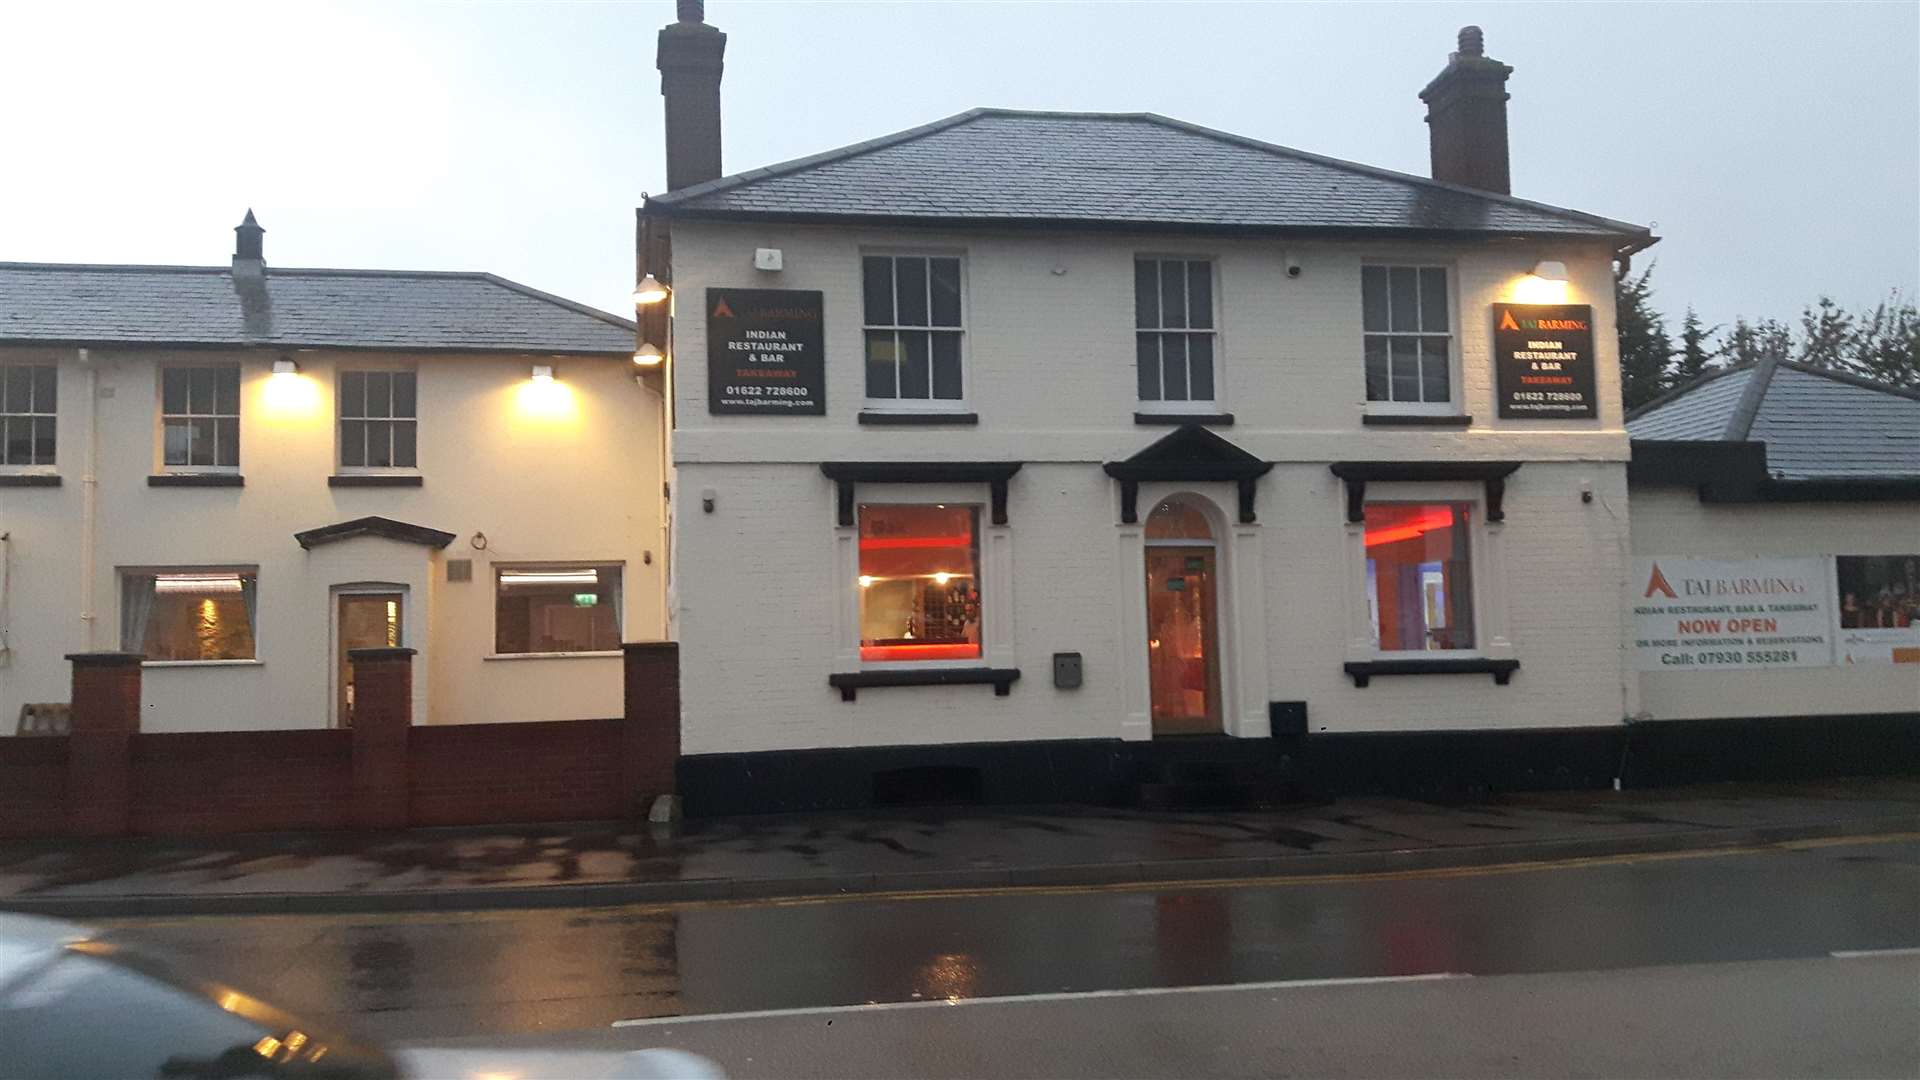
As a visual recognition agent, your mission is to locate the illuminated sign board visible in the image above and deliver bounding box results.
[707,288,826,415]
[1493,303,1597,419]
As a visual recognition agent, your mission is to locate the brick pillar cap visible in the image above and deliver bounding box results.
[65,651,146,667]
[347,647,417,661]
[623,641,681,654]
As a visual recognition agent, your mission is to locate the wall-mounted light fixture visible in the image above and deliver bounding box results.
[530,363,555,382]
[633,342,665,366]
[632,274,670,306]
[1513,260,1571,304]
[271,357,300,376]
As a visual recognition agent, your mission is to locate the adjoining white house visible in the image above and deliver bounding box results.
[1625,356,1920,737]
[0,213,667,733]
[639,5,1664,812]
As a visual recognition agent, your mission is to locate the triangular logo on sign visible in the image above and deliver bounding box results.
[712,296,735,319]
[1643,562,1678,599]
[1498,309,1520,332]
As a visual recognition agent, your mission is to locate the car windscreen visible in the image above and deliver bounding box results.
[0,941,397,1080]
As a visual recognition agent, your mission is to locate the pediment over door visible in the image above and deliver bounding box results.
[1102,425,1274,524]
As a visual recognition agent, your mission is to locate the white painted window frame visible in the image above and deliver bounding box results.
[859,251,970,414]
[833,482,1014,672]
[487,559,627,659]
[1134,255,1223,413]
[0,361,58,472]
[1343,479,1514,663]
[335,366,421,474]
[120,564,264,667]
[156,363,242,473]
[1360,261,1461,417]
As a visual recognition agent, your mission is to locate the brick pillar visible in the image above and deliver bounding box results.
[65,652,143,836]
[623,642,681,814]
[349,647,414,830]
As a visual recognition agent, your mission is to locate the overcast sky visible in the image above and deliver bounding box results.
[3,1,1914,336]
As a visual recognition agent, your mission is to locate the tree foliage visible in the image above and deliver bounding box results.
[1615,274,1919,405]
[1615,264,1674,410]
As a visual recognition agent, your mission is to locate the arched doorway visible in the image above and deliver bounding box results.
[1144,496,1223,735]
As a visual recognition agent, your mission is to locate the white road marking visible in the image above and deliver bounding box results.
[611,972,1471,1028]
[1829,946,1920,959]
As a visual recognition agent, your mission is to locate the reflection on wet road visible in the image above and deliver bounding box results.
[95,835,1920,1042]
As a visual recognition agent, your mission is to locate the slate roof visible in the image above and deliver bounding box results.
[1628,360,1920,480]
[648,109,1653,243]
[0,263,636,355]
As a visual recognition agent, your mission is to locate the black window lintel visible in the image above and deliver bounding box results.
[1328,461,1522,523]
[821,461,1022,526]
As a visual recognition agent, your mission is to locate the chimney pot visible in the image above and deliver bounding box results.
[1418,28,1514,195]
[677,0,703,22]
[233,209,265,263]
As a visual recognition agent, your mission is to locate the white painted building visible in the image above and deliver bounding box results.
[0,214,666,732]
[640,8,1661,811]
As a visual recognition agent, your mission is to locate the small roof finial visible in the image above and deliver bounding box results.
[1457,25,1485,57]
[677,0,704,23]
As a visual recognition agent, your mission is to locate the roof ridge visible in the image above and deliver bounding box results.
[1774,359,1920,403]
[1132,112,1652,239]
[647,108,993,207]
[648,108,1652,242]
[478,273,637,333]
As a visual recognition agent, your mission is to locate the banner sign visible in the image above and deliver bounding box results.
[1836,555,1920,665]
[1631,557,1833,671]
[1493,303,1598,419]
[707,288,825,415]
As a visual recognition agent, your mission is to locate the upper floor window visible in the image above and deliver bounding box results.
[161,366,240,468]
[1135,258,1216,406]
[1,364,56,467]
[339,371,418,469]
[1362,266,1452,407]
[863,255,964,405]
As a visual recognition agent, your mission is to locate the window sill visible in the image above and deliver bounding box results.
[0,473,61,487]
[1135,412,1234,426]
[828,666,1021,702]
[483,651,623,661]
[858,411,980,426]
[329,473,424,487]
[149,473,244,488]
[1362,413,1474,428]
[1342,658,1519,687]
[142,659,264,669]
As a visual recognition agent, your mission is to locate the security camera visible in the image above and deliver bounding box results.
[1284,257,1303,278]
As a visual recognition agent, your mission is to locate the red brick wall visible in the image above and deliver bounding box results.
[129,730,354,835]
[0,738,68,840]
[408,718,627,826]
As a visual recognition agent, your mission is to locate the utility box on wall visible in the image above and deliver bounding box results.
[1052,652,1083,689]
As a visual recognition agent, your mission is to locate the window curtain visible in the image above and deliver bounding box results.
[120,575,156,653]
[240,575,259,638]
[609,569,623,642]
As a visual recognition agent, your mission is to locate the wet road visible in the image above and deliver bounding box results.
[85,832,1920,1049]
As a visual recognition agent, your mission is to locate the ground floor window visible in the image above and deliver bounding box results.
[122,571,258,661]
[494,564,623,654]
[1364,502,1475,651]
[859,504,982,662]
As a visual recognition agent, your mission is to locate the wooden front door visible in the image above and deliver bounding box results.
[1145,546,1221,735]
[337,592,402,728]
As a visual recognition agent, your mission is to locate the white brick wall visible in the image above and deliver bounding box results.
[1629,487,1920,720]
[666,221,1637,753]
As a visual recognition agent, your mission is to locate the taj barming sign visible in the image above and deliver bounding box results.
[1632,555,1920,671]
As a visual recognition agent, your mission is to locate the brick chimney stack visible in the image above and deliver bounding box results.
[1419,26,1515,195]
[657,0,726,190]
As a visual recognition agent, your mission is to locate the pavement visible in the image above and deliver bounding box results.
[2,778,1918,917]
